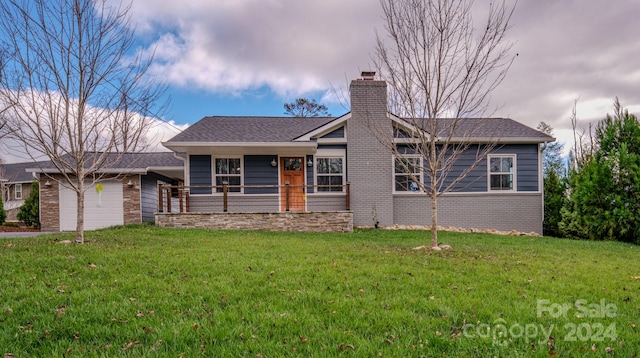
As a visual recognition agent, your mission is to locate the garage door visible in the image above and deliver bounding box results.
[59,180,124,231]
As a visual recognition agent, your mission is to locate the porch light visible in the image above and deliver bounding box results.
[307,158,313,167]
[271,158,277,167]
[44,180,52,188]
[127,180,134,188]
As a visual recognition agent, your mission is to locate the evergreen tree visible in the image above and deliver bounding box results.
[537,122,566,237]
[0,196,6,225]
[560,99,640,243]
[543,169,565,237]
[17,180,39,228]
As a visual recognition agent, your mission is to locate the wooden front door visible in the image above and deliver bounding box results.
[280,157,305,211]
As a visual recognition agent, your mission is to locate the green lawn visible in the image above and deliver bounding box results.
[1,225,639,357]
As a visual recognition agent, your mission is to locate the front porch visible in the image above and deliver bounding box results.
[154,183,353,232]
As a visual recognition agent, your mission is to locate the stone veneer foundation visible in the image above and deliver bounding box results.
[155,211,353,233]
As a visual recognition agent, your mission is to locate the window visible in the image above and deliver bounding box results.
[394,156,422,192]
[283,158,302,171]
[15,183,22,199]
[489,155,515,191]
[316,157,344,192]
[215,158,241,192]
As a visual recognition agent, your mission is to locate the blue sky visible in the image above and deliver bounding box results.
[167,85,345,120]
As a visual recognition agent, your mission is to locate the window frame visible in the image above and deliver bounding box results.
[487,154,516,192]
[393,155,423,193]
[15,183,22,200]
[313,149,346,193]
[213,157,243,194]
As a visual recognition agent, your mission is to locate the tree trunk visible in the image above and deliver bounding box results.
[431,194,438,248]
[75,183,85,243]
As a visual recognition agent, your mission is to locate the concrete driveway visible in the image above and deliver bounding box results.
[0,232,53,238]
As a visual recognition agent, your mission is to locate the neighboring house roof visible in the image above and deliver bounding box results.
[25,152,184,179]
[0,161,46,183]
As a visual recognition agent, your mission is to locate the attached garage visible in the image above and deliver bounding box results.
[59,180,124,231]
[29,152,184,232]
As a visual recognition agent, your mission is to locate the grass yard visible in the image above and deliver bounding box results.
[1,225,639,357]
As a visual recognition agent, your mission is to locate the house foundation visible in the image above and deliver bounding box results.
[155,211,353,232]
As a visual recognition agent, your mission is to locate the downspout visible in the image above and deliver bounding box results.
[173,152,187,185]
[31,171,41,228]
[539,141,547,235]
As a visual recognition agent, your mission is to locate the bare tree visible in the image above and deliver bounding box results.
[569,99,596,170]
[0,47,9,139]
[372,0,516,248]
[0,0,166,243]
[284,98,331,117]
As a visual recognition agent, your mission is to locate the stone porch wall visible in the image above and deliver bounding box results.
[122,174,141,225]
[155,211,353,232]
[40,176,60,231]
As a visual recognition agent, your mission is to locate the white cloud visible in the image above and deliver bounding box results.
[0,90,186,163]
[108,0,640,153]
[115,0,379,98]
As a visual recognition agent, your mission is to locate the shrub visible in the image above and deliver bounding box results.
[0,197,6,225]
[17,180,40,228]
[543,170,565,237]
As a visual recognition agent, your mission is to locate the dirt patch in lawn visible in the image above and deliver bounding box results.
[0,224,40,232]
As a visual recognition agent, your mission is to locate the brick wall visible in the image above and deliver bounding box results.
[393,192,543,234]
[156,211,353,232]
[347,79,394,227]
[122,174,141,224]
[39,175,60,231]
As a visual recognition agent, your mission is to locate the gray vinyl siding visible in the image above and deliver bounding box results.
[489,144,539,192]
[141,172,176,222]
[307,194,349,211]
[244,155,278,194]
[438,146,488,192]
[189,195,279,212]
[423,144,540,192]
[509,144,539,192]
[320,126,345,139]
[306,155,314,193]
[189,155,212,194]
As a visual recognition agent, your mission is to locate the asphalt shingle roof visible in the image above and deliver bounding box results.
[407,117,553,140]
[166,116,336,143]
[167,115,552,144]
[0,161,48,183]
[25,152,184,172]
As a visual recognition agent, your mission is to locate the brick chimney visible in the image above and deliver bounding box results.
[347,72,394,227]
